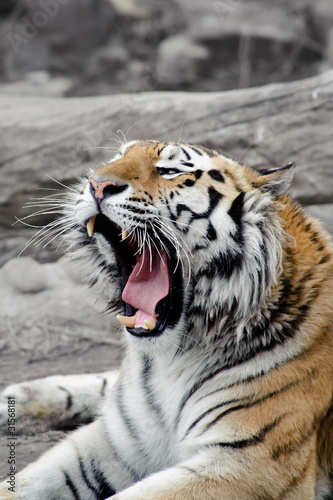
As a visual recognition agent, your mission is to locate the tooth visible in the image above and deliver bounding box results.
[121,230,128,240]
[144,318,156,331]
[117,314,137,328]
[86,215,96,237]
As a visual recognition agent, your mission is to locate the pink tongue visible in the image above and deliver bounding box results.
[122,247,169,317]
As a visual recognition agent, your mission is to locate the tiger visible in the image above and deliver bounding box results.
[0,139,333,500]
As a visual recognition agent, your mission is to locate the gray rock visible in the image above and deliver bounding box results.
[173,0,321,90]
[307,0,333,45]
[3,257,49,293]
[0,73,74,97]
[156,34,209,87]
[3,0,115,79]
[83,40,129,81]
[177,0,305,43]
[0,257,121,355]
[58,255,88,285]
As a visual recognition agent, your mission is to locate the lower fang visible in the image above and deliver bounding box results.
[144,318,156,331]
[117,314,136,328]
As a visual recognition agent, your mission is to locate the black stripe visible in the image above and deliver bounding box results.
[183,397,248,439]
[183,179,195,187]
[206,417,282,449]
[199,145,218,157]
[167,185,222,234]
[78,456,99,498]
[64,472,80,500]
[177,367,269,427]
[208,169,225,182]
[144,191,153,201]
[100,378,108,397]
[117,380,142,443]
[228,191,244,246]
[58,386,73,410]
[205,221,217,241]
[207,222,217,242]
[178,465,201,477]
[91,460,116,498]
[142,355,164,420]
[176,367,229,426]
[183,378,299,439]
[175,186,222,220]
[257,163,295,176]
[195,249,243,280]
[198,380,300,437]
[92,443,140,484]
[188,145,203,156]
[207,186,223,214]
[271,414,319,460]
[181,147,191,160]
[181,161,194,167]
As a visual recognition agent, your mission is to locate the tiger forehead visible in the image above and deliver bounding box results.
[121,140,227,174]
[92,140,243,192]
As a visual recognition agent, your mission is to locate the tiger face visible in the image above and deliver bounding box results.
[71,140,294,348]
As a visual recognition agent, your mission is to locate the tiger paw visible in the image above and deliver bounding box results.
[0,378,73,432]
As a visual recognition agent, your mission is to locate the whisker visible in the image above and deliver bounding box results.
[45,173,76,192]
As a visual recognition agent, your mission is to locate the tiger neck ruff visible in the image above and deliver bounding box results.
[0,139,332,500]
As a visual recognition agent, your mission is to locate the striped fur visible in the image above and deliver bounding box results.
[0,140,332,499]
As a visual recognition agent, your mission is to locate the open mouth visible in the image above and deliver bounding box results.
[85,214,183,338]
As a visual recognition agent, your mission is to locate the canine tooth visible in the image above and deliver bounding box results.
[86,215,96,237]
[117,314,137,328]
[121,230,128,240]
[144,318,156,331]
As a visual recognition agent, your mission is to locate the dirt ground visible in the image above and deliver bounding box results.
[0,345,124,481]
[0,257,124,482]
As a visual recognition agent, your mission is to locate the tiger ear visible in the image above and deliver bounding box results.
[255,162,295,198]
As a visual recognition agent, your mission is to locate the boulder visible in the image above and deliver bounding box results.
[0,255,121,356]
[3,0,115,79]
[156,34,209,87]
[306,0,333,45]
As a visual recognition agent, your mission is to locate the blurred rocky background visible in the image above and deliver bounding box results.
[0,0,333,478]
[0,0,332,96]
[0,0,332,258]
[1,0,333,263]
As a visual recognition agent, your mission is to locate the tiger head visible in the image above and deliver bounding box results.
[69,140,295,351]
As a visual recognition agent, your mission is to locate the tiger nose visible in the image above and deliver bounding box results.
[89,178,128,202]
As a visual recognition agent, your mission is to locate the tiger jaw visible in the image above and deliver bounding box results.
[116,314,157,331]
[85,213,183,337]
[85,215,128,242]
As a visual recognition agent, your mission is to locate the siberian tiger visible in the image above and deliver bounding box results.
[0,140,333,500]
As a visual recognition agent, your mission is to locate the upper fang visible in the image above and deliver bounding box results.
[86,215,96,237]
[122,230,129,240]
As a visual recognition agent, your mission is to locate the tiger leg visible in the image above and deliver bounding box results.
[0,371,119,431]
[0,417,132,500]
[111,441,318,500]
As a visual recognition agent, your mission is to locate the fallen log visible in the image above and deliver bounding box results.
[0,70,332,234]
